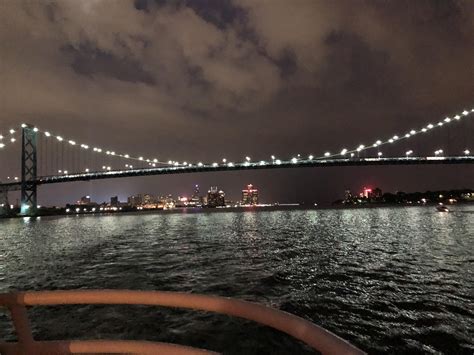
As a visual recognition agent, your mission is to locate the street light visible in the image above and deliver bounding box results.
[405,150,413,157]
[464,149,470,155]
[378,152,383,157]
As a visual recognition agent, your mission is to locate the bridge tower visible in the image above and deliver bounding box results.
[20,124,38,216]
[0,185,10,216]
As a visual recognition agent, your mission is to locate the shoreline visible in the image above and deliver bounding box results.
[2,201,473,220]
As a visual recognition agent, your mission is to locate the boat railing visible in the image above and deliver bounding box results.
[0,289,365,354]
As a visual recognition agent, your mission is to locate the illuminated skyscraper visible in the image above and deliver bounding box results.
[241,184,259,205]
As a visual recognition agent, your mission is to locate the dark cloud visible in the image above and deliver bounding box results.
[0,0,472,205]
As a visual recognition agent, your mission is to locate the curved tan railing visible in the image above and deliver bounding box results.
[0,290,365,355]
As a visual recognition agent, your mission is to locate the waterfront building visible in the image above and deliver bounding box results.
[127,194,143,207]
[110,196,119,207]
[241,184,259,205]
[207,187,225,207]
[78,196,91,205]
[190,184,202,206]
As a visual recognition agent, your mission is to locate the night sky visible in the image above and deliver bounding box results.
[1,0,473,206]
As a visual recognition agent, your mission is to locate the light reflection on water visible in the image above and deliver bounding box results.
[0,206,473,354]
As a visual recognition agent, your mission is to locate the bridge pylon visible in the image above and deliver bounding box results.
[20,124,38,216]
[0,185,10,217]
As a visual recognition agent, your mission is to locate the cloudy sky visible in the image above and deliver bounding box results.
[1,0,473,205]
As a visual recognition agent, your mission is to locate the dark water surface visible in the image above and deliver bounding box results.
[1,206,473,354]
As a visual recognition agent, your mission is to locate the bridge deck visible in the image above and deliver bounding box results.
[1,156,472,191]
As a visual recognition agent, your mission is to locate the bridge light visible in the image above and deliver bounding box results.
[410,130,416,135]
[350,153,355,157]
[438,122,443,126]
[212,162,218,167]
[85,168,89,172]
[153,159,158,163]
[444,117,451,123]
[9,129,15,134]
[405,133,410,138]
[308,155,314,160]
[124,154,130,158]
[69,140,76,145]
[111,152,115,156]
[227,162,234,167]
[340,148,347,155]
[21,124,27,128]
[139,157,144,161]
[405,150,413,156]
[0,143,4,148]
[421,128,427,132]
[174,162,179,166]
[271,155,275,160]
[102,166,106,170]
[198,162,203,167]
[464,149,470,155]
[291,157,297,164]
[388,139,394,143]
[324,152,330,157]
[183,162,187,165]
[454,114,461,119]
[64,170,68,175]
[245,156,251,161]
[107,166,111,171]
[14,176,19,180]
[97,148,102,153]
[45,132,51,137]
[58,170,62,173]
[376,140,382,145]
[378,152,383,157]
[275,159,282,165]
[33,127,39,132]
[10,138,16,143]
[392,135,399,140]
[427,124,434,129]
[222,158,227,163]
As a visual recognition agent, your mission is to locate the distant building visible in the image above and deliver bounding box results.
[373,187,382,199]
[241,184,259,205]
[344,189,352,200]
[190,184,202,206]
[361,187,372,199]
[110,196,119,207]
[143,194,154,204]
[207,187,225,207]
[78,196,91,205]
[128,194,143,207]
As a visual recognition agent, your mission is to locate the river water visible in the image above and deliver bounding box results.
[0,206,473,354]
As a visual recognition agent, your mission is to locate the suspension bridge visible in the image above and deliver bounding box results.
[1,108,473,216]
